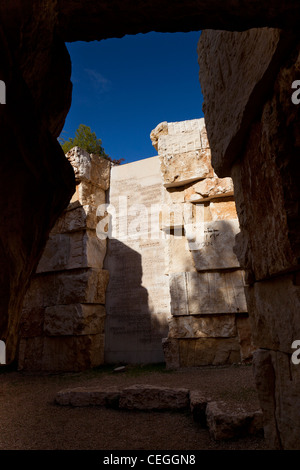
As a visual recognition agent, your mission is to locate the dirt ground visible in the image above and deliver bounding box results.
[0,362,271,451]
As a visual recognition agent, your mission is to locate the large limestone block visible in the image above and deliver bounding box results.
[150,121,168,151]
[169,273,189,316]
[23,268,109,308]
[170,271,247,316]
[151,119,207,151]
[184,177,234,203]
[119,384,190,410]
[209,199,237,221]
[44,304,106,336]
[51,202,98,233]
[206,401,263,440]
[253,349,300,450]
[55,386,120,407]
[18,333,105,371]
[159,148,214,188]
[19,307,44,338]
[168,314,237,338]
[185,219,241,270]
[197,28,283,177]
[66,147,92,182]
[179,337,241,366]
[231,123,298,281]
[66,147,110,189]
[189,391,209,425]
[245,274,300,354]
[162,338,180,369]
[90,153,111,190]
[164,236,197,274]
[36,230,107,273]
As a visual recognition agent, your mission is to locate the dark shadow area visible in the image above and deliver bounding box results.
[104,238,168,364]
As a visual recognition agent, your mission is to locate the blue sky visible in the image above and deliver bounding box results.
[60,31,204,164]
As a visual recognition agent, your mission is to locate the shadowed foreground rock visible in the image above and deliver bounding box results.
[55,383,263,441]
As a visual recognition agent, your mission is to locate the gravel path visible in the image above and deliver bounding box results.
[0,363,270,450]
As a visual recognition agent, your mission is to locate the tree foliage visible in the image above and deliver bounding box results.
[59,124,124,165]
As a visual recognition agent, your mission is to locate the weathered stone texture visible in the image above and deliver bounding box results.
[119,384,190,410]
[151,118,251,369]
[18,148,110,371]
[18,334,104,372]
[151,119,214,187]
[206,401,263,440]
[179,338,241,367]
[198,28,292,177]
[185,177,234,203]
[104,156,170,364]
[170,271,247,316]
[55,386,120,407]
[168,315,237,339]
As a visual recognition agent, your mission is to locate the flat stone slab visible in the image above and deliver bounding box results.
[206,401,263,440]
[119,384,190,410]
[55,386,120,407]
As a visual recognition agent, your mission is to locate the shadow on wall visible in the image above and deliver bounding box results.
[104,238,168,364]
[185,218,248,315]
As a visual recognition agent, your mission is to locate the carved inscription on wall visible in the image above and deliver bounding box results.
[104,157,170,363]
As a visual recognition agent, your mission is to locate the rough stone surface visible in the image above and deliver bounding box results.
[197,28,294,177]
[23,268,109,309]
[18,148,110,371]
[104,156,170,364]
[186,219,241,270]
[55,386,120,407]
[170,271,247,316]
[44,304,106,336]
[206,401,263,440]
[179,338,241,367]
[51,203,100,233]
[119,384,190,410]
[66,147,111,190]
[198,23,300,449]
[168,315,237,339]
[189,391,209,426]
[236,315,255,362]
[245,275,300,354]
[153,119,214,187]
[18,333,105,372]
[36,230,107,273]
[209,199,237,221]
[185,177,234,202]
[162,338,180,370]
[56,1,300,43]
[0,0,298,451]
[153,119,250,370]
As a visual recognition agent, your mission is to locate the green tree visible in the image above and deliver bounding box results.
[59,124,124,164]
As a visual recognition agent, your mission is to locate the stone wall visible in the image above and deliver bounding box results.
[18,148,111,371]
[151,119,253,368]
[198,28,300,449]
